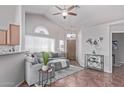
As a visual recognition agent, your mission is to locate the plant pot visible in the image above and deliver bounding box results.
[42,65,48,71]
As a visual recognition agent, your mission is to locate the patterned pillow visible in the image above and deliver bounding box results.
[25,55,38,65]
[52,53,58,58]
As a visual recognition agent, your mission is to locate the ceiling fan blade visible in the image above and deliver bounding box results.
[67,6,75,11]
[68,12,77,16]
[53,13,61,15]
[75,5,80,8]
[55,6,63,11]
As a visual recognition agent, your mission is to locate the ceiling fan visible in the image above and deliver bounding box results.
[53,5,79,19]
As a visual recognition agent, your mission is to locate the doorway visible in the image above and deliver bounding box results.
[110,22,124,73]
[67,39,76,60]
[66,33,78,66]
[112,33,124,71]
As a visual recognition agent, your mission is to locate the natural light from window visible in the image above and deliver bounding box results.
[59,40,64,52]
[66,33,76,39]
[25,35,55,52]
[34,26,49,35]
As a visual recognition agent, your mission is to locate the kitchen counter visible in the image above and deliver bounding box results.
[0,50,27,86]
[0,51,28,56]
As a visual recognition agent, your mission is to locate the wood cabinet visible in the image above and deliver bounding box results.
[0,30,7,45]
[7,24,20,45]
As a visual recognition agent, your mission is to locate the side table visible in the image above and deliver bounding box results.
[39,67,53,87]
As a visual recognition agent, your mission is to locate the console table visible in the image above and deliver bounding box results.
[85,54,104,71]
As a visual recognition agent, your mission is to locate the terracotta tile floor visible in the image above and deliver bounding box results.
[19,64,124,87]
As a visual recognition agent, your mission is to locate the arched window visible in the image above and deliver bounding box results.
[34,26,49,35]
[66,33,76,39]
[25,26,55,52]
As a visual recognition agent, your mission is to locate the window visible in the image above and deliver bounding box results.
[25,35,55,52]
[34,26,49,35]
[66,33,76,39]
[59,40,64,52]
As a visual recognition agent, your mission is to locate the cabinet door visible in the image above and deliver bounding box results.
[0,30,7,45]
[8,24,20,45]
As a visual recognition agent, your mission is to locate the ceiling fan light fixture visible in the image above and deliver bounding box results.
[62,10,68,16]
[53,5,79,19]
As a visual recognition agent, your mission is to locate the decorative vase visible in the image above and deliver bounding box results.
[42,65,48,71]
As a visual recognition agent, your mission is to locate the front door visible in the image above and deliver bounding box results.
[67,39,76,60]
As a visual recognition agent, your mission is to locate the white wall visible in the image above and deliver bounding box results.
[80,24,112,73]
[77,30,84,66]
[112,33,124,63]
[0,53,25,87]
[0,5,20,52]
[111,25,124,31]
[0,5,17,30]
[0,5,26,87]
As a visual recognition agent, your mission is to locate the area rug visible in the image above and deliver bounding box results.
[54,65,83,81]
[35,65,83,87]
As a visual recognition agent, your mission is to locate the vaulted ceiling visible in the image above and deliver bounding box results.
[23,5,124,30]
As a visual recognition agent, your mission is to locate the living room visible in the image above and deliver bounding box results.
[0,5,81,87]
[0,5,124,88]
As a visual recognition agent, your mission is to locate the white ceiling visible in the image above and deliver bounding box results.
[23,5,124,30]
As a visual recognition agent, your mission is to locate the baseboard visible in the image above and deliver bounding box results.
[115,62,124,64]
[15,80,25,87]
[119,62,124,64]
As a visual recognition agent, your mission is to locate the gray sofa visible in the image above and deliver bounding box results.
[25,56,55,86]
[25,52,70,86]
[32,52,70,70]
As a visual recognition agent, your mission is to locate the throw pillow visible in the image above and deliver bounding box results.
[25,55,37,65]
[58,52,65,57]
[52,53,58,58]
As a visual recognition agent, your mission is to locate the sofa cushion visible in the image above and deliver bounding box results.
[49,52,53,58]
[58,52,65,57]
[37,58,43,63]
[52,53,58,58]
[33,52,44,63]
[33,52,42,58]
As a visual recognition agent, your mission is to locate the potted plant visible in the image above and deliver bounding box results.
[42,52,49,71]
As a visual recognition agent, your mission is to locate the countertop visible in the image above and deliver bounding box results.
[0,51,28,56]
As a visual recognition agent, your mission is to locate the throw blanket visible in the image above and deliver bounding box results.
[49,59,67,68]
